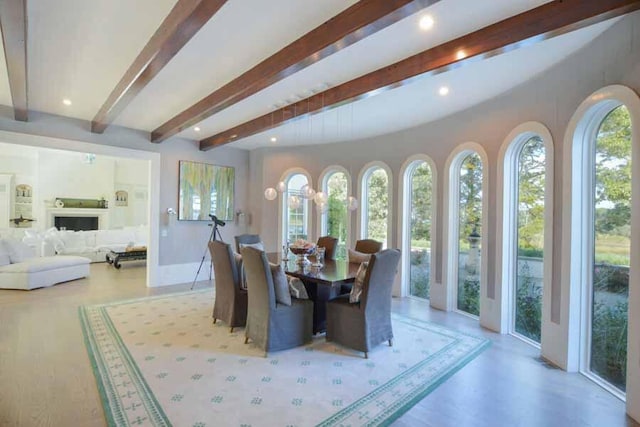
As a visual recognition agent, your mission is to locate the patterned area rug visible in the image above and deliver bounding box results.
[80,290,490,427]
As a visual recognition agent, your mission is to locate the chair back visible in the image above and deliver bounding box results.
[361,249,401,315]
[316,236,338,260]
[209,240,241,297]
[241,246,276,316]
[235,234,262,253]
[355,239,382,254]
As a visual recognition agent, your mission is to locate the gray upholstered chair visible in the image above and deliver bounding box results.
[234,234,262,253]
[354,239,383,254]
[326,248,401,358]
[209,240,247,332]
[241,246,313,354]
[316,236,338,261]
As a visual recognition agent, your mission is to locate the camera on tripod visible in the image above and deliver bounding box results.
[209,214,226,227]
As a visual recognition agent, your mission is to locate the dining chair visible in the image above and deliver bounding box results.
[241,246,313,354]
[326,248,401,358]
[316,236,338,260]
[208,240,248,332]
[354,239,383,254]
[234,234,262,253]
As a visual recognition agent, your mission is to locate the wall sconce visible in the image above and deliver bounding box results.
[167,207,177,216]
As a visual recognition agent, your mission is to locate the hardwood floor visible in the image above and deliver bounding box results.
[0,263,636,427]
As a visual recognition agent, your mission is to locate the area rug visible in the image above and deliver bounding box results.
[79,290,490,427]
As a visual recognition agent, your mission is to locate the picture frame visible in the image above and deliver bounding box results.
[178,160,235,221]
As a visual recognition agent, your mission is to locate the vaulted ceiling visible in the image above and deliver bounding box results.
[0,0,638,151]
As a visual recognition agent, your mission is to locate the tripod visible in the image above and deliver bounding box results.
[190,221,223,290]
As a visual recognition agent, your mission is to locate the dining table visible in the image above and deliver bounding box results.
[267,253,359,334]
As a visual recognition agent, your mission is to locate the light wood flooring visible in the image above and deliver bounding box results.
[0,262,637,427]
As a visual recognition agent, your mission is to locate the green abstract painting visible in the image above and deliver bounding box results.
[178,160,234,221]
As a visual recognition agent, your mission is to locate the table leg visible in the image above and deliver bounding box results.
[302,281,341,334]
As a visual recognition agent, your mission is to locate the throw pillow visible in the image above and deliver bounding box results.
[0,240,11,266]
[349,261,369,303]
[288,277,309,299]
[234,252,246,289]
[4,238,36,263]
[270,263,292,306]
[240,241,264,251]
[348,248,371,264]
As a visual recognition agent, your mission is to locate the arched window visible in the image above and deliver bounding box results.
[282,173,310,244]
[501,128,551,345]
[401,157,435,299]
[456,153,483,316]
[360,163,391,248]
[320,167,350,260]
[571,104,632,395]
[563,87,640,409]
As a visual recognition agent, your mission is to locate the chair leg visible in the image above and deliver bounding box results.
[364,352,368,359]
[388,339,393,347]
[230,327,234,333]
[244,336,249,344]
[213,318,217,324]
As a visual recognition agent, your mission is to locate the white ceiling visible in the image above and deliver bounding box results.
[0,0,626,150]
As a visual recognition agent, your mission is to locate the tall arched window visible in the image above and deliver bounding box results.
[401,157,434,299]
[360,164,391,248]
[283,173,309,244]
[503,134,549,344]
[321,168,350,260]
[586,105,631,394]
[456,153,483,316]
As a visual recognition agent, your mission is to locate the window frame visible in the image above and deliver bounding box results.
[357,161,393,248]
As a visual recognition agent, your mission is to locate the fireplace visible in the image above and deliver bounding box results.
[55,216,98,231]
[47,208,110,230]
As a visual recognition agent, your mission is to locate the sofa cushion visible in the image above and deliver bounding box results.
[0,255,91,273]
[3,238,36,263]
[0,240,11,266]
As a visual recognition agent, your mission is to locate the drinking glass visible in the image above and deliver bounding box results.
[314,246,325,267]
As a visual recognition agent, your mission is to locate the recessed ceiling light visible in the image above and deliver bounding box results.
[194,126,201,132]
[270,137,277,143]
[439,86,449,96]
[456,50,467,60]
[62,98,72,106]
[419,15,434,31]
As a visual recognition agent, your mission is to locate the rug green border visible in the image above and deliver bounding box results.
[80,305,172,427]
[80,289,491,427]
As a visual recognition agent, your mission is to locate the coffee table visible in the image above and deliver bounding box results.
[106,248,147,269]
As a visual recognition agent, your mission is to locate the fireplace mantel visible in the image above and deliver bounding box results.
[47,208,109,230]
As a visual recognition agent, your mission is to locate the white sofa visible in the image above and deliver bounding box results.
[42,226,148,263]
[0,238,90,290]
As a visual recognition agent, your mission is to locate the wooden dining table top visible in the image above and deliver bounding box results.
[267,253,358,286]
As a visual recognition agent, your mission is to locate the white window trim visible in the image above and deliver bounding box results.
[317,165,352,250]
[278,167,313,251]
[357,160,393,248]
[561,85,640,414]
[442,143,489,317]
[398,154,437,299]
[497,122,554,344]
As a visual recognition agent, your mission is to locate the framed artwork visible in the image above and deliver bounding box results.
[178,160,234,221]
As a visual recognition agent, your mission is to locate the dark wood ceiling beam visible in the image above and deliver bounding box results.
[90,0,227,134]
[200,0,640,151]
[0,0,28,121]
[151,0,440,143]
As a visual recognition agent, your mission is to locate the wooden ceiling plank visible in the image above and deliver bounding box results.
[200,0,640,151]
[0,0,28,121]
[151,0,440,143]
[90,0,227,134]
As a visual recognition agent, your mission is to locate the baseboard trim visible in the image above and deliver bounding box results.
[152,262,213,287]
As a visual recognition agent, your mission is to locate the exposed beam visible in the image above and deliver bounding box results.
[201,0,640,151]
[90,0,227,134]
[0,0,28,121]
[151,0,440,143]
